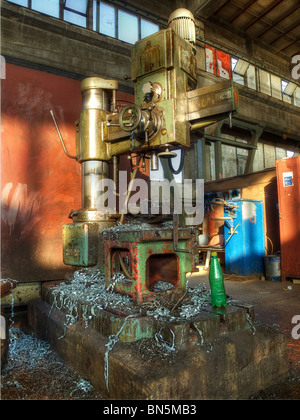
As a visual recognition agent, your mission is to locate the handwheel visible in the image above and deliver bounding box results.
[119,104,142,132]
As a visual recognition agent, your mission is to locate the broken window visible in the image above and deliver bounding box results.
[282,81,296,105]
[231,58,249,86]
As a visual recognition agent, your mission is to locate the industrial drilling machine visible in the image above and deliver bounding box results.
[51,9,238,303]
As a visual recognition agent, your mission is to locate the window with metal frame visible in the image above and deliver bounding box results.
[32,0,60,18]
[92,0,159,43]
[63,0,89,28]
[7,0,160,41]
[7,0,28,6]
[7,0,89,25]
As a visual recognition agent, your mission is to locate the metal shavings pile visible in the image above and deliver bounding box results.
[102,222,172,234]
[179,284,211,319]
[5,328,61,371]
[153,281,174,291]
[47,268,246,393]
[1,328,101,400]
[145,283,211,322]
[48,269,216,391]
[50,269,214,333]
[50,268,135,337]
[70,378,94,397]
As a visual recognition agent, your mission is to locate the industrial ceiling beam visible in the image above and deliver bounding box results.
[257,4,300,39]
[212,0,232,16]
[243,0,284,31]
[230,0,258,24]
[194,0,230,19]
[279,38,299,53]
[270,21,300,45]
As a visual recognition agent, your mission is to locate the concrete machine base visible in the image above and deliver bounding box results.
[28,278,289,400]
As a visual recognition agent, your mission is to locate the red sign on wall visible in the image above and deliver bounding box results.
[205,46,232,80]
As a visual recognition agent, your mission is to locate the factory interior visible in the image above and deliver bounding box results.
[1,0,300,402]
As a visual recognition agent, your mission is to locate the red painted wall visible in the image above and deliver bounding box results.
[1,64,82,282]
[1,64,140,283]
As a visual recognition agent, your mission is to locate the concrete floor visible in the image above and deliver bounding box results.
[191,269,300,399]
[1,274,300,400]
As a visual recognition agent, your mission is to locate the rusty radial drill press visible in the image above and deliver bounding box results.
[53,8,238,303]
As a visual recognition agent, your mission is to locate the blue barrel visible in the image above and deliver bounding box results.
[264,255,281,282]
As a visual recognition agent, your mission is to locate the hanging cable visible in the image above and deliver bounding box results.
[168,149,185,175]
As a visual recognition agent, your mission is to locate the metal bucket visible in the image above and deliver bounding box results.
[264,255,281,282]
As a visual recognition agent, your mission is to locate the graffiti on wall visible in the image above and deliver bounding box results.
[1,183,41,237]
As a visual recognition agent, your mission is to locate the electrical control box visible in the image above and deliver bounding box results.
[224,199,265,275]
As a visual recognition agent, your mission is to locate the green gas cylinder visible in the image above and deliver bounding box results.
[209,252,227,308]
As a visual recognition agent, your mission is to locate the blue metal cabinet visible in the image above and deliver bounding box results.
[224,199,265,275]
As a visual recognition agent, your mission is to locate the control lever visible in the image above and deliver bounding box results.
[50,110,77,160]
[173,214,190,253]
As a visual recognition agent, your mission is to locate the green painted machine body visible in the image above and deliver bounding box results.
[101,227,199,302]
[131,28,197,151]
[63,222,100,267]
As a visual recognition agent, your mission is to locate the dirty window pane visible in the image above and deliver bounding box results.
[233,59,249,75]
[294,87,300,107]
[222,144,237,178]
[236,139,248,156]
[283,93,292,104]
[141,19,159,39]
[232,73,245,85]
[6,0,28,6]
[259,69,271,96]
[118,10,138,44]
[99,2,116,37]
[283,81,297,96]
[253,143,264,172]
[271,74,282,100]
[65,0,88,14]
[206,143,216,181]
[276,148,286,160]
[32,0,59,18]
[246,65,256,90]
[64,9,87,27]
[237,155,247,175]
[264,144,276,168]
[93,0,97,30]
